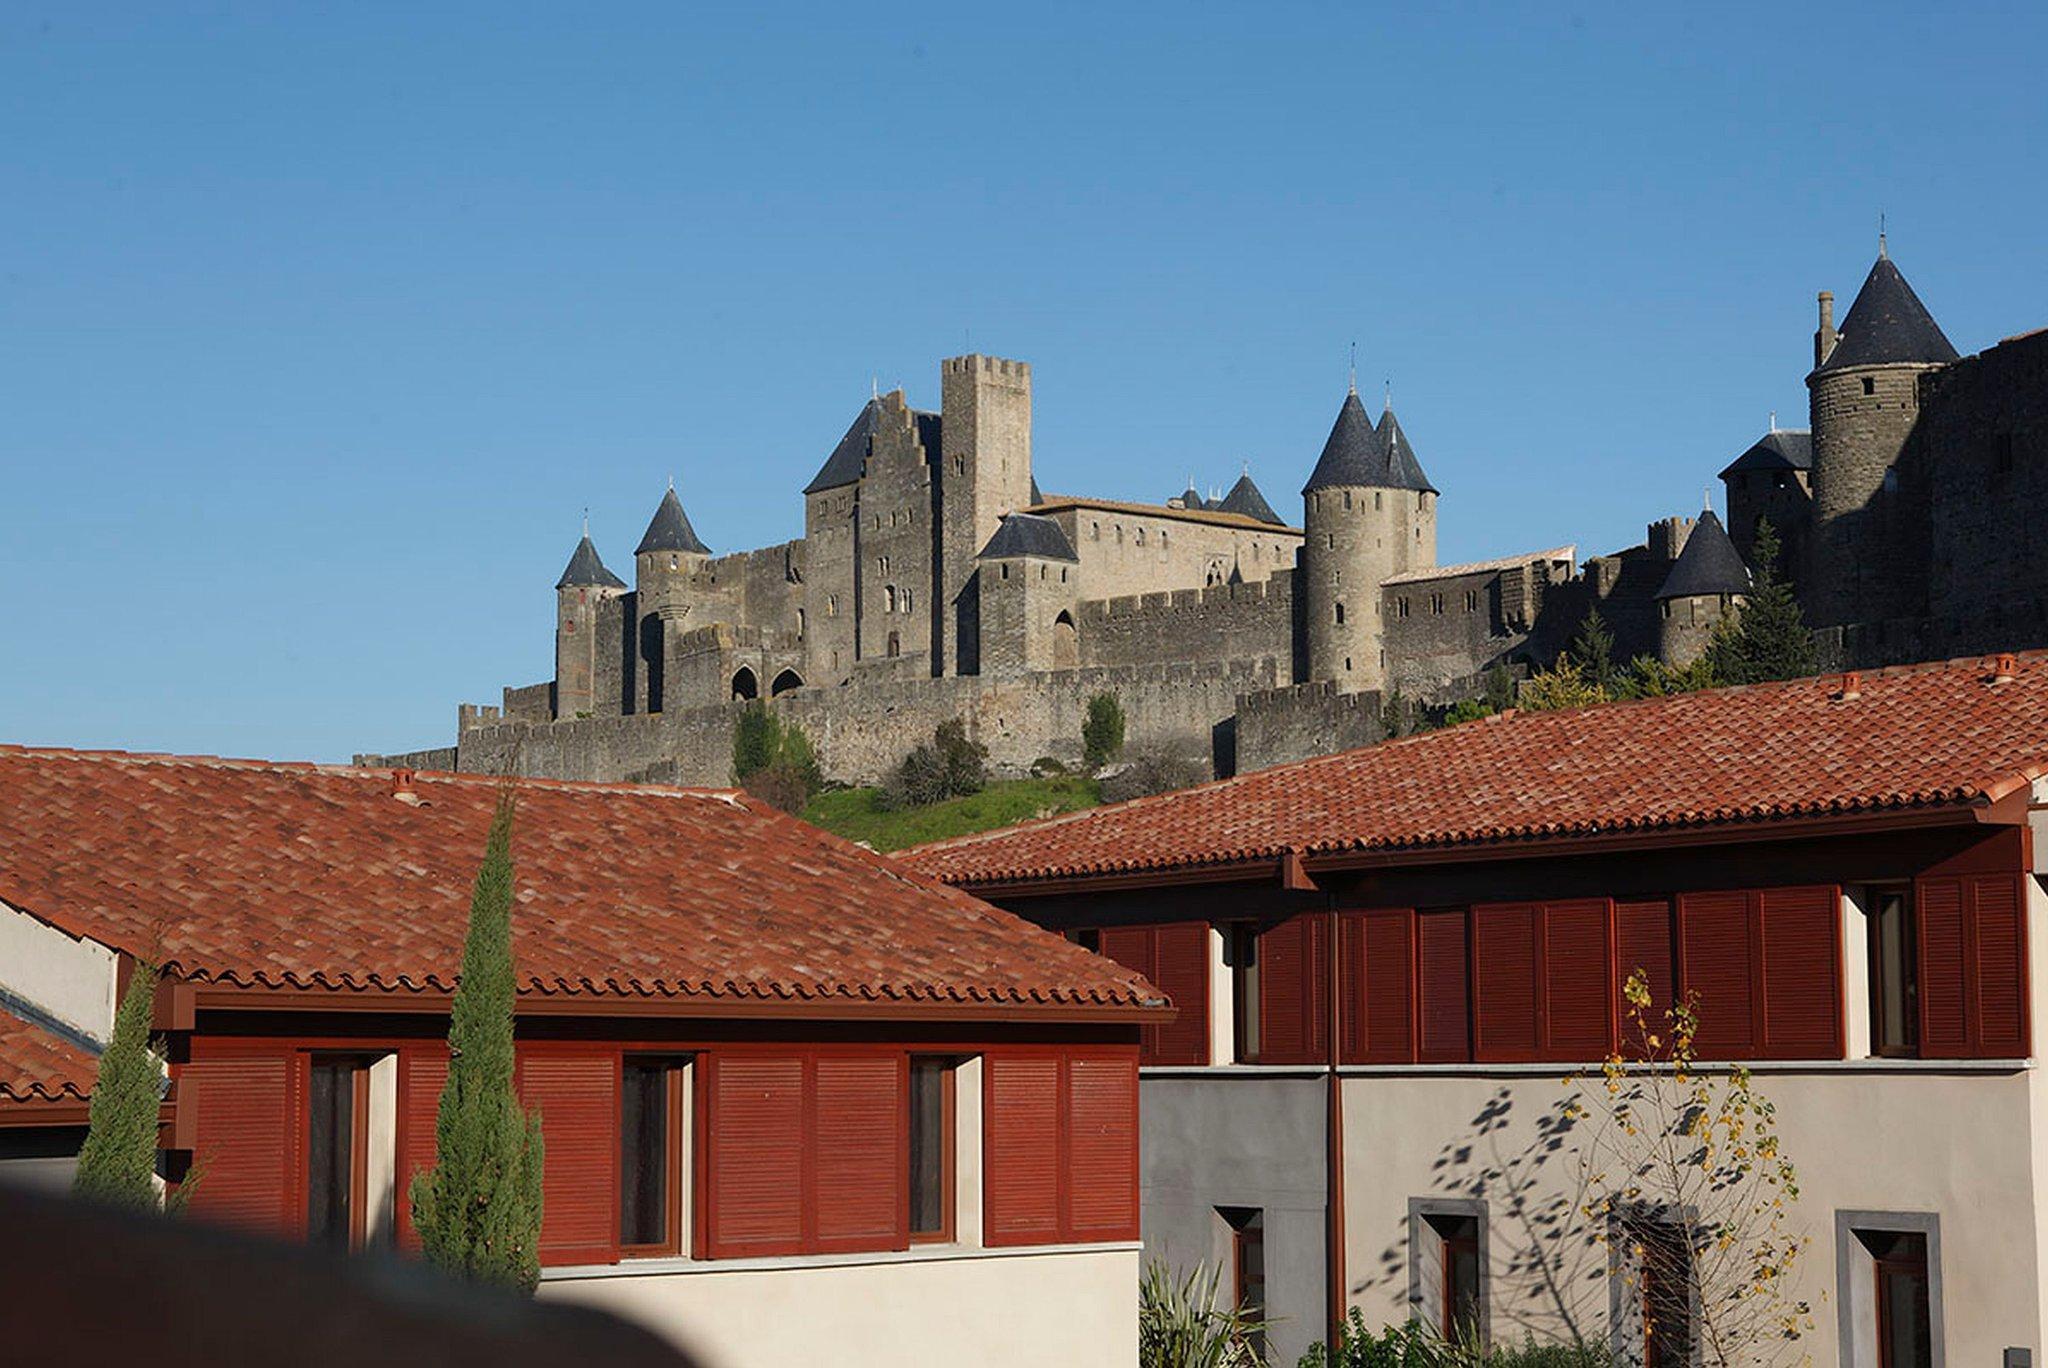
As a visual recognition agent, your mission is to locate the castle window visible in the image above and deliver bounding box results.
[1091,521,1100,540]
[1115,525,1124,544]
[1863,377,1876,396]
[1326,534,1335,550]
[1374,492,1382,511]
[1160,531,1169,549]
[1135,528,1146,547]
[1431,593,1444,615]
[1001,564,1010,580]
[903,588,914,612]
[1996,431,2017,475]
[670,555,679,569]
[1060,568,1068,583]
[1334,602,1346,626]
[1398,597,1410,618]
[1417,492,1426,511]
[1464,590,1478,613]
[1882,469,1899,495]
[1039,565,1047,580]
[886,631,901,659]
[1343,491,1353,511]
[1344,658,1352,672]
[885,585,898,613]
[796,608,806,640]
[953,456,965,477]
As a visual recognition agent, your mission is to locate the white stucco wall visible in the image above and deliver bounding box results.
[541,1243,1140,1368]
[0,897,118,1043]
[1340,1064,2042,1366]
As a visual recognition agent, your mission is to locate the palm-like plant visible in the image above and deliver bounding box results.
[1140,1259,1272,1368]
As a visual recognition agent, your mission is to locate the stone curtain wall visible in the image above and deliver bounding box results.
[1077,571,1296,672]
[1047,505,1302,599]
[1921,331,2048,627]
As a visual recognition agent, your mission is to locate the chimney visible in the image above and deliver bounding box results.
[1831,671,1862,702]
[1814,290,1838,368]
[1990,653,2018,685]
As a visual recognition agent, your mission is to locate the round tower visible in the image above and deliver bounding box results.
[631,484,712,713]
[554,526,627,719]
[1653,509,1749,668]
[1805,241,1957,628]
[1300,388,1438,688]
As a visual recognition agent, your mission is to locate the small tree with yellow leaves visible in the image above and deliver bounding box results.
[1562,971,1814,1367]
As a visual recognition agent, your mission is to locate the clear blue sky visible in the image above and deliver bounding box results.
[5,3,2044,762]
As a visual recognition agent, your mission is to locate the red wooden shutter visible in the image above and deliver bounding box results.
[1344,910,1415,1064]
[1472,904,1541,1061]
[1064,1053,1139,1241]
[1969,874,2030,1056]
[178,1045,299,1237]
[1758,886,1843,1058]
[813,1054,906,1252]
[1258,914,1329,1063]
[1916,876,1969,1056]
[984,1054,1062,1246]
[395,1047,448,1252]
[1417,908,1471,1062]
[1678,891,1758,1059]
[519,1049,620,1267]
[1543,900,1615,1059]
[705,1052,806,1258]
[1615,898,1676,1047]
[1097,927,1160,1060]
[1150,923,1212,1066]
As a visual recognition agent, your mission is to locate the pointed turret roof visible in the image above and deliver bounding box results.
[1030,475,1044,506]
[556,534,627,590]
[635,486,711,556]
[1815,250,1959,373]
[1174,482,1208,510]
[1215,472,1284,525]
[1655,510,1751,600]
[1375,405,1436,494]
[1718,428,1813,480]
[977,512,1079,562]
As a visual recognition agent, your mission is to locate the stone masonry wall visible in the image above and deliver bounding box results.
[1078,570,1296,671]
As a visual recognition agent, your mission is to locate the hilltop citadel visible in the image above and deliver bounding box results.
[363,243,2048,784]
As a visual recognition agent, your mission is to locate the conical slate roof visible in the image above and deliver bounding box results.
[1718,429,1813,480]
[1030,476,1044,506]
[635,487,711,556]
[1815,251,1959,373]
[1655,510,1751,600]
[1214,472,1285,525]
[1174,483,1208,510]
[977,512,1078,562]
[1303,391,1436,494]
[1375,406,1436,494]
[556,534,627,590]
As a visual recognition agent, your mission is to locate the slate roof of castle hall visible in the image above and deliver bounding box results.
[1303,391,1436,494]
[0,749,1160,1015]
[1718,428,1814,479]
[555,535,628,590]
[804,398,944,496]
[1214,473,1285,526]
[0,1006,96,1106]
[634,487,711,556]
[1654,510,1752,601]
[978,512,1080,562]
[902,654,2048,887]
[1815,252,1960,373]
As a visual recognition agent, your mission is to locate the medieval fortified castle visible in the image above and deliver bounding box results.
[363,243,2048,785]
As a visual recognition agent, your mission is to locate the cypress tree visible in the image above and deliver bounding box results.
[73,959,165,1210]
[409,792,546,1293]
[1567,606,1623,698]
[1718,518,1818,684]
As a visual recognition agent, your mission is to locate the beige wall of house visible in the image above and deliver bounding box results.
[0,898,117,1042]
[542,1243,1141,1368]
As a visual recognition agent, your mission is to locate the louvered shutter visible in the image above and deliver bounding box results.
[1064,1053,1139,1240]
[814,1054,906,1252]
[1345,910,1415,1063]
[1543,900,1615,1059]
[1417,908,1471,1063]
[984,1054,1062,1246]
[1472,904,1541,1061]
[1916,876,1969,1055]
[519,1049,620,1266]
[704,1052,806,1258]
[1679,891,1758,1059]
[1258,914,1329,1063]
[1615,898,1677,1047]
[1758,886,1842,1058]
[1097,928,1159,1060]
[178,1046,299,1236]
[1969,874,2030,1056]
[395,1047,449,1252]
[1150,923,1212,1065]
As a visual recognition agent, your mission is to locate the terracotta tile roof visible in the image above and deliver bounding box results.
[903,655,2048,887]
[0,1005,97,1105]
[0,749,1158,1013]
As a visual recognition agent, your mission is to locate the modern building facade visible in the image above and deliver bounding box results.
[907,653,2048,1368]
[0,748,1164,1368]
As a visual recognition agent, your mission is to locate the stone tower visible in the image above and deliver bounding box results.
[972,512,1081,674]
[1805,242,1957,628]
[554,529,627,719]
[938,355,1035,677]
[1300,387,1437,688]
[1653,509,1749,667]
[631,485,711,713]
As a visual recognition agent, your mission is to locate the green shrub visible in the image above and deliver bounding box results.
[1082,692,1127,771]
[1297,1313,1610,1368]
[732,701,823,813]
[879,718,988,811]
[73,960,167,1211]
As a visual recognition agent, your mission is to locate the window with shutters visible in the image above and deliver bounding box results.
[908,1057,955,1243]
[396,1048,447,1252]
[1914,872,2030,1058]
[1866,887,1919,1057]
[620,1056,689,1257]
[307,1053,395,1252]
[1417,908,1471,1063]
[1342,909,1415,1064]
[1257,914,1329,1065]
[1229,921,1261,1064]
[178,1046,299,1237]
[1095,922,1210,1065]
[983,1049,1139,1247]
[520,1048,622,1267]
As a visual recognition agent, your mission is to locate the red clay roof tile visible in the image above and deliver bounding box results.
[0,749,1157,1013]
[903,655,2048,886]
[0,1007,97,1104]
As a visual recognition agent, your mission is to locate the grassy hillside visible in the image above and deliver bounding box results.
[800,775,1100,853]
